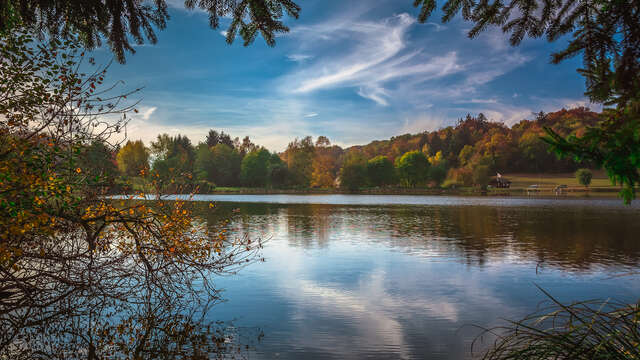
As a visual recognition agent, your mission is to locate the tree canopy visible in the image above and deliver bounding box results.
[241,148,271,187]
[395,150,430,187]
[102,109,608,192]
[366,156,395,187]
[117,140,149,177]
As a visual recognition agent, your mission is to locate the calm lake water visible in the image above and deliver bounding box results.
[189,195,640,359]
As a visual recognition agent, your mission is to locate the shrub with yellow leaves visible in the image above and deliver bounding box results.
[0,30,261,358]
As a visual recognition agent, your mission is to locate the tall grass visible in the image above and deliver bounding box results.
[477,287,640,359]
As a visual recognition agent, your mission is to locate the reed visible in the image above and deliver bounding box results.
[478,287,640,359]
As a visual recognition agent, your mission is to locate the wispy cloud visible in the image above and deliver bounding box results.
[284,13,443,100]
[287,54,314,62]
[279,11,527,112]
[141,106,157,120]
[304,112,319,118]
[425,22,447,32]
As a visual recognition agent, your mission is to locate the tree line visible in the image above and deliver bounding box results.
[106,107,601,192]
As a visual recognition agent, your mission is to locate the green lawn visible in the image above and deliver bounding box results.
[506,171,610,187]
[502,171,620,191]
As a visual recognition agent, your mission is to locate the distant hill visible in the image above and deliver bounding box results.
[341,107,601,175]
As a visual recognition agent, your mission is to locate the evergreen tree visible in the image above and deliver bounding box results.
[1,0,301,63]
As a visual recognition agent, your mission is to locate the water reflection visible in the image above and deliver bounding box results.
[1,269,251,360]
[196,201,640,272]
[192,199,640,359]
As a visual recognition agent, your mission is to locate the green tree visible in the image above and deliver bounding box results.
[545,106,640,203]
[429,164,448,187]
[151,134,195,180]
[206,130,235,149]
[340,155,367,191]
[268,153,289,188]
[395,150,430,187]
[239,136,258,156]
[116,140,149,177]
[366,156,395,187]
[518,129,553,172]
[210,143,242,186]
[81,140,119,182]
[194,143,216,182]
[241,149,271,187]
[284,136,315,187]
[458,145,475,167]
[472,165,491,189]
[575,168,593,187]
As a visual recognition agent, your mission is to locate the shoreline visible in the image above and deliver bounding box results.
[179,187,624,199]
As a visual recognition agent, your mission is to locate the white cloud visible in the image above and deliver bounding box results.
[165,0,205,13]
[424,22,447,32]
[285,13,427,96]
[141,106,157,120]
[357,85,390,106]
[401,113,449,133]
[562,99,592,109]
[287,54,313,62]
[117,93,325,151]
[279,11,527,113]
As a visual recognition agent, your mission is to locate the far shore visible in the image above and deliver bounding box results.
[174,186,624,199]
[119,172,628,199]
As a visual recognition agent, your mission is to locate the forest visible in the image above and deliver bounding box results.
[105,107,600,192]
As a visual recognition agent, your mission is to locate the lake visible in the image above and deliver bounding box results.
[188,195,640,359]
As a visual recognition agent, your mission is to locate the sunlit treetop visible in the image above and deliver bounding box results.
[0,0,300,63]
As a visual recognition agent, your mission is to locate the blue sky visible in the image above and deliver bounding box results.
[98,0,595,152]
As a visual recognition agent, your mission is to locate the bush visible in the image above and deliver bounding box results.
[447,167,474,187]
[575,168,593,187]
[472,165,492,188]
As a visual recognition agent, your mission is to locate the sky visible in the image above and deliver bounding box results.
[96,0,596,152]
